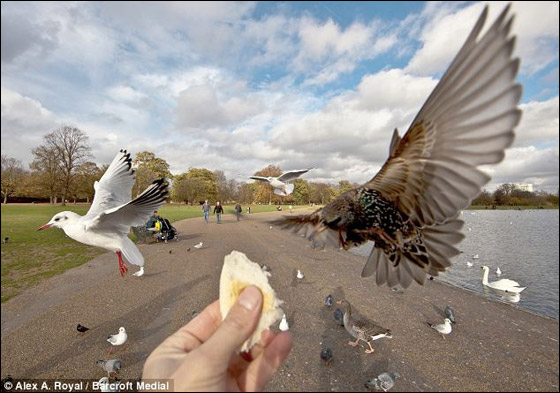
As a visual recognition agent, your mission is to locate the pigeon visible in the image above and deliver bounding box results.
[296,270,304,279]
[325,294,334,307]
[132,266,144,277]
[337,300,392,354]
[428,318,452,339]
[76,324,90,333]
[107,327,127,354]
[444,306,456,324]
[194,242,203,249]
[169,250,173,254]
[320,348,333,366]
[249,169,312,196]
[192,310,199,317]
[334,307,345,327]
[3,237,9,244]
[496,267,502,276]
[96,359,122,377]
[365,372,401,392]
[38,150,169,277]
[271,5,521,290]
[279,314,289,331]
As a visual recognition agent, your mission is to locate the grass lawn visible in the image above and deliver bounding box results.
[0,203,308,303]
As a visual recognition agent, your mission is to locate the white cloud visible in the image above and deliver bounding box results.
[515,97,559,146]
[0,87,58,165]
[405,2,559,76]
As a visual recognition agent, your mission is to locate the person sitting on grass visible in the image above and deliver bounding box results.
[146,211,160,232]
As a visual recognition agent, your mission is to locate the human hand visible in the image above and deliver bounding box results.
[142,286,293,392]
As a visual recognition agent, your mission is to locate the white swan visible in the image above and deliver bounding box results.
[481,266,525,293]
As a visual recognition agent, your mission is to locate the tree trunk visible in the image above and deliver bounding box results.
[3,193,7,204]
[86,196,90,204]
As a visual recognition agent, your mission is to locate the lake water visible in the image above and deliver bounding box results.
[351,210,559,320]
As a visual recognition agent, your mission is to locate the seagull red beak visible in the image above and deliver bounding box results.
[37,223,53,231]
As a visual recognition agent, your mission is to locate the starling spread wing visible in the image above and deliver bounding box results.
[365,5,521,226]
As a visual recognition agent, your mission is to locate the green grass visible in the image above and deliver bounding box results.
[0,203,308,302]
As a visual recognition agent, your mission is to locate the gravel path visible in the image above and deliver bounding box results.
[1,210,558,391]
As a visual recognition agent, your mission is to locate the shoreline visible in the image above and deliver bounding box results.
[1,210,558,391]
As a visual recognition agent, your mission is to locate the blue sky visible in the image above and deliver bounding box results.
[1,1,559,191]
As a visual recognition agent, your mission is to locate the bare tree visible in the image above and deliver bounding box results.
[43,126,92,205]
[31,144,63,204]
[1,155,24,204]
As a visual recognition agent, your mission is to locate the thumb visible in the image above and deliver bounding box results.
[203,286,263,362]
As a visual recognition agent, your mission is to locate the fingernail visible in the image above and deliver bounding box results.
[238,286,261,311]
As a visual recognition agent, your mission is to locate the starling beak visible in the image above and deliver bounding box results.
[273,5,521,290]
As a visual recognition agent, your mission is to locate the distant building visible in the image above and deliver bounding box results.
[514,183,534,192]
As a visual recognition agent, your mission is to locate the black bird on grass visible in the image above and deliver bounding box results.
[3,237,9,244]
[272,5,521,290]
[76,324,90,333]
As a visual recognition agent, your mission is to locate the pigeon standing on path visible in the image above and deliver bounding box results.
[365,372,401,391]
[325,295,333,307]
[273,5,522,290]
[38,150,168,277]
[444,306,456,324]
[96,359,122,377]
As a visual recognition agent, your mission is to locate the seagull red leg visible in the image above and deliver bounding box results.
[116,251,128,276]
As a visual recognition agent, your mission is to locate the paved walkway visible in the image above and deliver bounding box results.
[1,210,558,391]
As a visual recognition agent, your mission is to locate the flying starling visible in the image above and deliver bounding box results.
[273,5,521,289]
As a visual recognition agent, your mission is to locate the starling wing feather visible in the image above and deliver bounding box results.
[273,5,521,289]
[365,5,521,225]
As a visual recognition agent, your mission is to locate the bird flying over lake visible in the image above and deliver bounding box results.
[38,150,168,277]
[250,169,312,196]
[273,5,521,289]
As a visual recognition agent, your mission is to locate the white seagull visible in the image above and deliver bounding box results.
[194,242,203,249]
[250,169,312,196]
[466,261,474,268]
[133,266,144,277]
[297,269,304,279]
[38,150,168,277]
[481,266,525,293]
[107,327,127,354]
[496,267,502,276]
[428,318,452,338]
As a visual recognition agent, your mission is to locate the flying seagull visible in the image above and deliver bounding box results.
[38,150,168,276]
[273,5,521,289]
[250,169,312,196]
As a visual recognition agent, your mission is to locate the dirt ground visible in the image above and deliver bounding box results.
[1,210,558,392]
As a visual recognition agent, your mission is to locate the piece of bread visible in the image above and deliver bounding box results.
[220,250,284,352]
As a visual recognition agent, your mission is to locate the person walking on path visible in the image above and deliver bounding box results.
[214,201,224,224]
[234,203,242,221]
[202,200,211,224]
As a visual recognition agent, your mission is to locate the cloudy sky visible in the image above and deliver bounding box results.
[1,1,558,191]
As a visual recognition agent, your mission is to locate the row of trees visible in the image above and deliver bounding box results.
[2,126,558,207]
[1,126,356,206]
[472,184,559,207]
